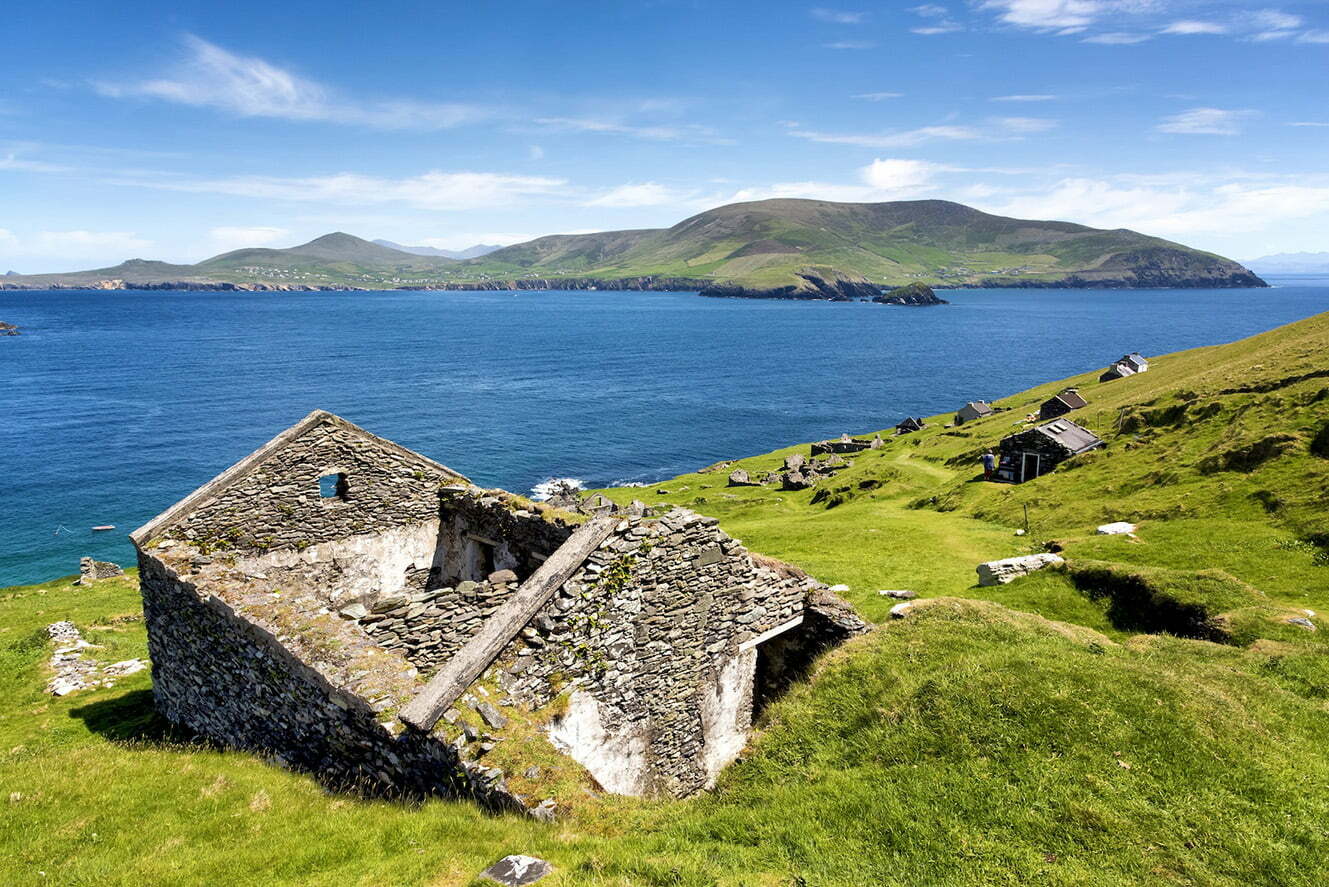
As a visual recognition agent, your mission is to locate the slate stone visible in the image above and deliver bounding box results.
[480,853,554,882]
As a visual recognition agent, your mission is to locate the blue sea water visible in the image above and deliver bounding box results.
[3,279,1328,587]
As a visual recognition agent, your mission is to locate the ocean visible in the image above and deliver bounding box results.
[3,279,1328,586]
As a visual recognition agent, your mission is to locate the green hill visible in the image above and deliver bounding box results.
[3,313,1327,885]
[458,199,1264,294]
[0,200,1264,293]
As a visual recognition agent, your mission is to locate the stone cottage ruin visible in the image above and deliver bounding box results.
[131,411,864,814]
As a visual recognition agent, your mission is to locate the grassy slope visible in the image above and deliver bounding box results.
[4,314,1329,885]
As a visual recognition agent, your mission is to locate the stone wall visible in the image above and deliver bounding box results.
[485,509,819,797]
[150,414,466,555]
[136,550,522,809]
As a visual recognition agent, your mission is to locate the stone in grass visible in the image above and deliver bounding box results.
[474,701,509,729]
[975,553,1064,587]
[828,584,850,593]
[889,602,915,619]
[1096,521,1138,535]
[877,590,917,600]
[479,854,553,885]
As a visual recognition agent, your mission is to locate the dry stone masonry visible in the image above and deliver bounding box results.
[131,411,866,814]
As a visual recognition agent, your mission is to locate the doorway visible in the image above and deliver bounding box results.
[1021,452,1041,483]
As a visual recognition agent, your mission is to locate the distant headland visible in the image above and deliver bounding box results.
[0,198,1267,297]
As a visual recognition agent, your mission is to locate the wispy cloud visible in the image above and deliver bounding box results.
[1298,30,1329,44]
[1083,32,1151,44]
[584,182,689,207]
[0,229,154,259]
[910,3,963,34]
[95,35,488,130]
[823,40,877,49]
[852,92,904,101]
[208,226,289,253]
[811,7,867,24]
[0,153,74,174]
[991,94,1058,102]
[533,116,731,143]
[1290,121,1329,128]
[1162,20,1228,35]
[788,124,982,148]
[788,115,1054,147]
[981,0,1104,32]
[125,169,570,211]
[1157,107,1253,136]
[995,116,1058,133]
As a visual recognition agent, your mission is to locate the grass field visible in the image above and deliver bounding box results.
[3,312,1327,885]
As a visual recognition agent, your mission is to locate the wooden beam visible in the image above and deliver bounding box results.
[399,516,617,732]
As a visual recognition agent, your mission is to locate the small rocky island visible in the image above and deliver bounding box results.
[0,321,20,336]
[873,282,947,306]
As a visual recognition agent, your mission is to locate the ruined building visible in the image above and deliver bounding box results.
[131,411,864,815]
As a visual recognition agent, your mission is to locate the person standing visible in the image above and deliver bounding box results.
[982,450,996,480]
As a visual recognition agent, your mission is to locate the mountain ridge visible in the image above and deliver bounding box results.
[0,199,1266,293]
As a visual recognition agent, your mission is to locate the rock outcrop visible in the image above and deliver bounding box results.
[872,282,947,306]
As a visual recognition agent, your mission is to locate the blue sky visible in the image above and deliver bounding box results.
[2,0,1327,271]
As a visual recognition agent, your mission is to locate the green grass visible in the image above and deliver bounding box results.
[4,312,1329,885]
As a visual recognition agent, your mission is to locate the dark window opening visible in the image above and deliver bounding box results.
[319,472,349,500]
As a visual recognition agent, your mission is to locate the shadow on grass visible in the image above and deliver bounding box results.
[68,688,206,749]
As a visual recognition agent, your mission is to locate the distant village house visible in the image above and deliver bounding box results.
[1100,352,1149,382]
[954,401,994,425]
[1037,388,1087,421]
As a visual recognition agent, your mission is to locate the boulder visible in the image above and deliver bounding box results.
[975,553,1065,587]
[1096,521,1137,535]
[877,589,917,599]
[479,855,553,885]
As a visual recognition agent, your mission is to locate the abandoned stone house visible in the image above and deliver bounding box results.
[1100,352,1150,382]
[954,401,994,425]
[131,410,863,814]
[997,418,1104,483]
[1037,388,1088,422]
[895,417,926,435]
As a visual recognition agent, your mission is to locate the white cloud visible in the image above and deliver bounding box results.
[913,24,963,35]
[208,226,289,253]
[585,182,685,207]
[911,4,951,17]
[133,170,569,211]
[823,40,878,49]
[0,229,154,259]
[1083,32,1151,44]
[910,3,962,33]
[995,116,1059,132]
[852,92,904,101]
[991,94,1058,102]
[982,0,1105,31]
[981,177,1329,241]
[95,35,487,130]
[1298,30,1329,44]
[789,124,982,147]
[1290,121,1329,127]
[811,8,867,24]
[1249,9,1304,31]
[1161,20,1228,35]
[860,158,942,192]
[533,116,729,143]
[1157,107,1253,135]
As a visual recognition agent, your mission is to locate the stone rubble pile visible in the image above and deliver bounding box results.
[45,621,148,696]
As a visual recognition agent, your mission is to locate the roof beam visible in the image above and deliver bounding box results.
[399,516,617,732]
